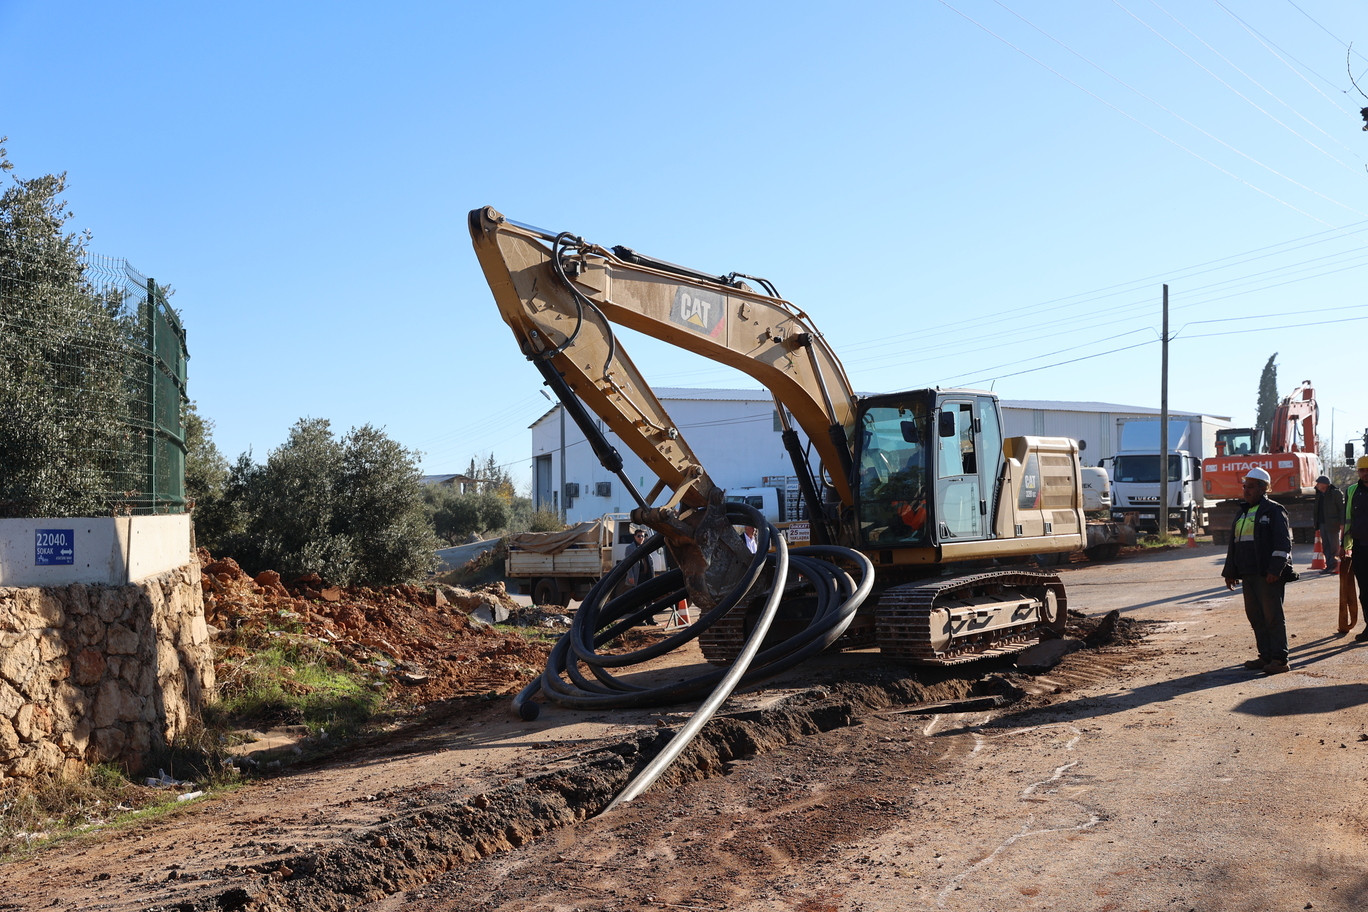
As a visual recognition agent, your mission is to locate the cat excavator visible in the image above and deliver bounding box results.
[470,207,1089,667]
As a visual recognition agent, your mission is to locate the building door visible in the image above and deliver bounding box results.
[534,455,553,512]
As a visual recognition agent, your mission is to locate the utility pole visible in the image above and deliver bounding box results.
[559,403,567,521]
[1159,284,1170,541]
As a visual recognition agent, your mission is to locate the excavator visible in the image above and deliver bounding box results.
[1203,381,1322,544]
[469,206,1089,669]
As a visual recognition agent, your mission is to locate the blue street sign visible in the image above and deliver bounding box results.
[36,529,75,566]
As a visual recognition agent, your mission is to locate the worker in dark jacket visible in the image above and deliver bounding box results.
[1313,475,1344,573]
[1222,466,1295,674]
[615,527,656,594]
[1347,457,1368,641]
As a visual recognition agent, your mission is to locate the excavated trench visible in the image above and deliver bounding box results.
[151,674,988,912]
[152,614,1151,912]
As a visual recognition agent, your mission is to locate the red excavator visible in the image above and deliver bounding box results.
[1204,381,1322,544]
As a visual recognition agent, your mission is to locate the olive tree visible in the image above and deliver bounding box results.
[0,138,134,517]
[199,418,438,585]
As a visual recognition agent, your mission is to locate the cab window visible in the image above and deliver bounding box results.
[856,404,929,546]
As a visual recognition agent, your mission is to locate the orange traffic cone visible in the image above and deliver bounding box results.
[1310,530,1327,571]
[1186,524,1198,548]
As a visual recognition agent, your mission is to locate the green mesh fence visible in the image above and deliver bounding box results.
[0,254,188,516]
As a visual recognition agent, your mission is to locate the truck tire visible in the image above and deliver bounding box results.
[532,578,560,606]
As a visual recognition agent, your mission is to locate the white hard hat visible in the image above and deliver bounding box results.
[1244,466,1272,485]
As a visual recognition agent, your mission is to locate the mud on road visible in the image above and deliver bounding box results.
[8,544,1368,911]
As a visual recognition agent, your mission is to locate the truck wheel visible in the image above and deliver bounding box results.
[1084,543,1122,561]
[532,578,560,606]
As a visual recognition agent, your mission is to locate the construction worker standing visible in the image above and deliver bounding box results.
[1347,457,1368,641]
[1222,466,1295,674]
[1314,475,1344,573]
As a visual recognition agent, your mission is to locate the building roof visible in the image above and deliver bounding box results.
[420,473,475,486]
[999,399,1231,421]
[527,389,1232,427]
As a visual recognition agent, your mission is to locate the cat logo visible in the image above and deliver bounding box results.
[670,287,726,337]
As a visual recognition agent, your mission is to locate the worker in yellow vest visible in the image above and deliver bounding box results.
[1222,466,1295,674]
[1347,457,1368,642]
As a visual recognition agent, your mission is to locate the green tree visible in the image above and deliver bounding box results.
[423,485,511,544]
[1256,353,1279,435]
[0,138,134,517]
[184,399,228,500]
[465,452,515,497]
[203,418,438,585]
[335,424,436,583]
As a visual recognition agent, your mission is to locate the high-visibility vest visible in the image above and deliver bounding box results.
[1348,482,1360,549]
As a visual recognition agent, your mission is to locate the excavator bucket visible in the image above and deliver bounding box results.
[633,488,756,610]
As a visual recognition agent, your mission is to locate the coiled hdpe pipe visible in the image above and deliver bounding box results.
[511,503,874,809]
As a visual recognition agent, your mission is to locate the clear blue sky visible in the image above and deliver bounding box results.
[6,1,1368,490]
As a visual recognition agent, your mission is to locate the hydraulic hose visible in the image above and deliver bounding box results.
[510,502,874,720]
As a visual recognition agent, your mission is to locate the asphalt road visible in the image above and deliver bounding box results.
[790,542,1368,912]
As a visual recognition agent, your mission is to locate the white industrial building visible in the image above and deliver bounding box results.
[530,389,1230,523]
[529,388,807,522]
[999,400,1230,467]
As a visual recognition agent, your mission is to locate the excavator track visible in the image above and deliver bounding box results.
[875,569,1067,664]
[699,569,1064,666]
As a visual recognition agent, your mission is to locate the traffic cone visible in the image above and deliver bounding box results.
[1310,530,1327,571]
[1186,524,1198,548]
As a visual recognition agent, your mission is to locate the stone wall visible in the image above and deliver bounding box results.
[0,562,215,785]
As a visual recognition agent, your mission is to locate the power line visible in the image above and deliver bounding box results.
[975,0,1363,219]
[1214,0,1357,115]
[1136,0,1364,169]
[1282,0,1368,65]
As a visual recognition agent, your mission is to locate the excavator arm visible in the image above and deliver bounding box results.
[1270,381,1318,454]
[469,206,858,537]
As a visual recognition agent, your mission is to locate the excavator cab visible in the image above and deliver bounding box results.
[854,390,1005,551]
[1214,427,1266,457]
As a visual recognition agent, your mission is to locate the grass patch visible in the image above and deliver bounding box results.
[0,764,204,859]
[209,627,386,743]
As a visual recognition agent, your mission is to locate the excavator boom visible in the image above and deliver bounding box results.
[470,207,857,515]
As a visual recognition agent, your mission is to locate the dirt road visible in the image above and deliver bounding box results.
[7,544,1368,911]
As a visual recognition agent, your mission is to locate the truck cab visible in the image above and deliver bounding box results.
[723,486,788,523]
[1108,451,1204,532]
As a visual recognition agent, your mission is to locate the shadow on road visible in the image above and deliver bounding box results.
[989,644,1368,727]
[1232,683,1368,717]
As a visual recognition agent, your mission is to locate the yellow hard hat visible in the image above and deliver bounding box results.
[1358,455,1368,470]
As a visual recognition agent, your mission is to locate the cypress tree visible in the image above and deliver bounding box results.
[1255,353,1279,434]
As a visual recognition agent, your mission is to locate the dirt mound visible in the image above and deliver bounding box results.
[1064,607,1152,647]
[198,550,551,706]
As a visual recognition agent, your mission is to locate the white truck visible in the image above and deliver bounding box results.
[505,513,662,605]
[1081,465,1111,513]
[722,475,802,524]
[1105,416,1225,534]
